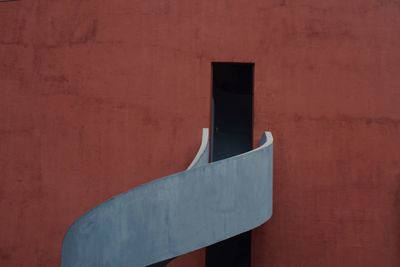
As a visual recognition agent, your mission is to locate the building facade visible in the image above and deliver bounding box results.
[1,0,400,266]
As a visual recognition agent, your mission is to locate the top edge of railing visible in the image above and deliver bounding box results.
[187,128,209,170]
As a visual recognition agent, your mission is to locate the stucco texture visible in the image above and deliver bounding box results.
[1,1,400,267]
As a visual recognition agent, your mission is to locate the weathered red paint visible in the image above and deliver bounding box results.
[1,1,399,267]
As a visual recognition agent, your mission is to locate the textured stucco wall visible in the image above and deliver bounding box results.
[1,1,400,267]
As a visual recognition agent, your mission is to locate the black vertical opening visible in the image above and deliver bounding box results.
[207,62,254,267]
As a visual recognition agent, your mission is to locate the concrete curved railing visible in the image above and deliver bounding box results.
[61,129,273,267]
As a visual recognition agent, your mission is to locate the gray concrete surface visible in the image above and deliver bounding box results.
[61,129,273,267]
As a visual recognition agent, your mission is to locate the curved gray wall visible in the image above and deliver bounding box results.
[61,129,273,267]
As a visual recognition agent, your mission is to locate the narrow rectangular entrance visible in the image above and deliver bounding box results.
[207,62,254,267]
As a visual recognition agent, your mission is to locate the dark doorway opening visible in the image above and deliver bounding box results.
[207,62,254,267]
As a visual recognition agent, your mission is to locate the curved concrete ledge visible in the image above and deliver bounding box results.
[187,128,209,170]
[61,129,273,267]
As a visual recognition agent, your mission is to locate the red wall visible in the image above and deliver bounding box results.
[1,1,399,266]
